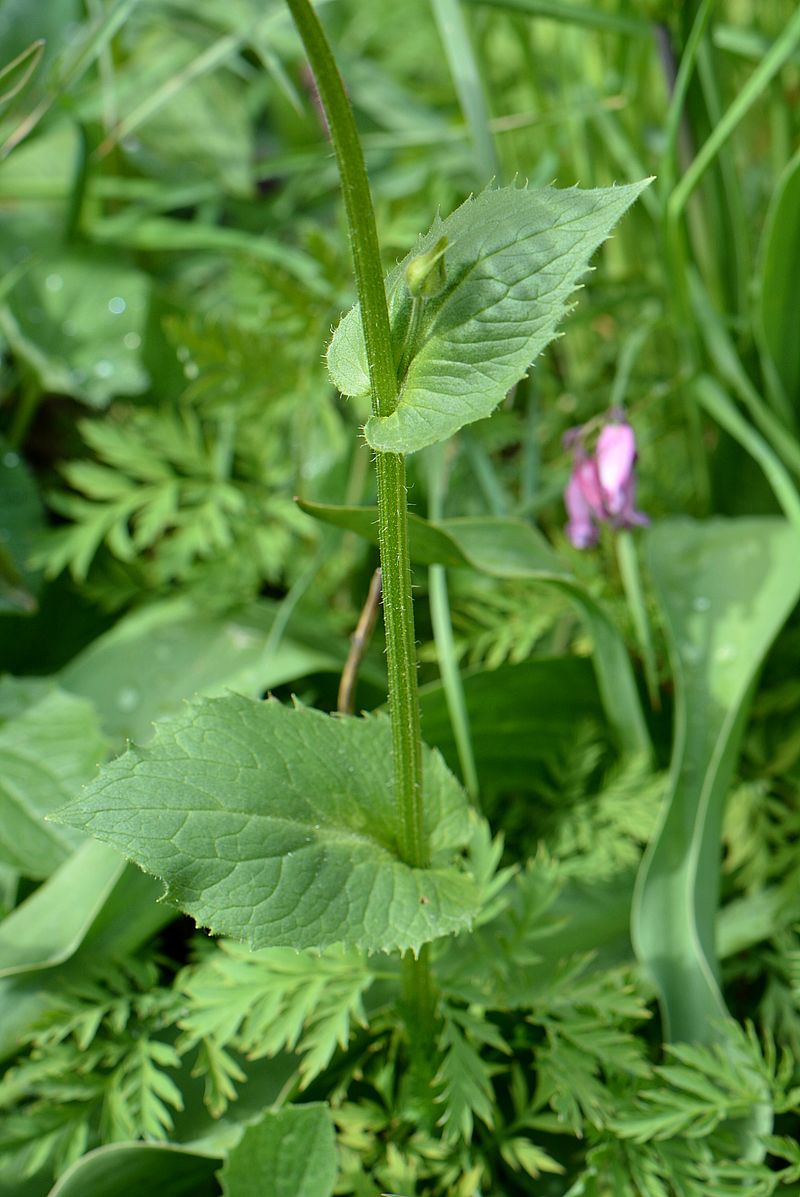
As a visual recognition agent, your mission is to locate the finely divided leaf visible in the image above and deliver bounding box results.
[53,696,478,954]
[327,181,651,455]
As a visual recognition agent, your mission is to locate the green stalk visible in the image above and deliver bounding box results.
[668,5,800,226]
[284,0,426,871]
[427,443,480,802]
[615,531,660,712]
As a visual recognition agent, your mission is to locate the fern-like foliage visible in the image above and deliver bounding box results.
[0,957,184,1182]
[33,405,311,605]
[178,941,376,1114]
[545,753,665,881]
[723,778,800,893]
[417,573,570,673]
[434,1003,509,1142]
[570,1022,800,1197]
[611,1024,799,1144]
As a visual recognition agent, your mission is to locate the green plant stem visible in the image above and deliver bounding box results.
[8,379,41,451]
[615,530,659,711]
[427,443,479,802]
[284,0,426,871]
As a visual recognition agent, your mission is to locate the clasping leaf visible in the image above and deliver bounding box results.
[328,181,652,455]
[53,696,480,955]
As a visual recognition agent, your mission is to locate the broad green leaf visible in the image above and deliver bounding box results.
[0,248,150,408]
[0,677,107,878]
[60,597,359,746]
[219,1104,337,1197]
[327,181,651,455]
[757,146,800,419]
[301,500,650,759]
[46,1142,220,1197]
[0,865,169,1063]
[54,696,480,954]
[0,840,123,978]
[632,519,800,1044]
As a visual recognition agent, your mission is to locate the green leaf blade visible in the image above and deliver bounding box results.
[53,696,479,954]
[219,1104,337,1197]
[633,518,800,1046]
[328,182,652,455]
[0,679,108,878]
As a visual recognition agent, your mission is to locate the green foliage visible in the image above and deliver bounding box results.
[0,677,106,878]
[0,956,184,1182]
[434,1003,508,1141]
[426,575,569,670]
[179,941,375,1110]
[634,519,800,1048]
[328,181,652,454]
[219,1104,338,1197]
[54,697,481,953]
[34,405,309,605]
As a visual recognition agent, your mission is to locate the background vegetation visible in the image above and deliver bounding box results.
[1,1,800,1194]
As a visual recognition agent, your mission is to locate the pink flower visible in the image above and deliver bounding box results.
[596,423,637,516]
[563,416,647,549]
[565,466,599,549]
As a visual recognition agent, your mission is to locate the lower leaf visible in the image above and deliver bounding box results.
[53,696,480,955]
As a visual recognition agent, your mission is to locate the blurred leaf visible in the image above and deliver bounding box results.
[219,1104,337,1197]
[0,840,123,978]
[0,677,106,878]
[54,696,480,953]
[757,147,800,418]
[90,22,252,192]
[418,656,605,793]
[0,441,42,614]
[633,519,800,1043]
[45,1142,219,1197]
[0,250,149,407]
[59,597,352,746]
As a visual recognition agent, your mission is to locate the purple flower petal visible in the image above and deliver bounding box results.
[596,422,637,517]
[574,456,605,517]
[565,468,599,549]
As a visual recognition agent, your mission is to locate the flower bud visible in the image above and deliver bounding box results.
[404,236,448,299]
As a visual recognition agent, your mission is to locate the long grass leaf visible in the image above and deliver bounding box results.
[463,0,649,37]
[430,0,499,181]
[633,518,800,1045]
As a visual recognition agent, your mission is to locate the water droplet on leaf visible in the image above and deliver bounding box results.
[116,687,140,712]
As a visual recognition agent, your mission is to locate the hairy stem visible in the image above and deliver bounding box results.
[284,0,426,869]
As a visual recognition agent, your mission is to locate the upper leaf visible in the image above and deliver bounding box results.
[53,696,479,954]
[327,181,651,455]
